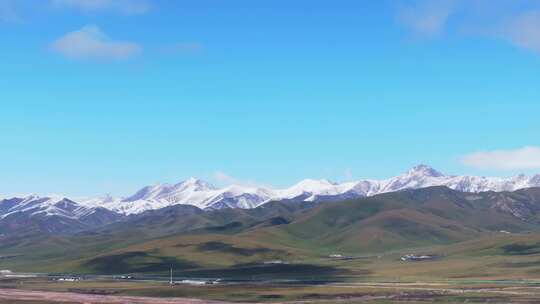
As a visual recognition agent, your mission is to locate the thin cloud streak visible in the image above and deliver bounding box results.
[0,0,21,22]
[50,25,141,60]
[212,171,271,188]
[397,0,540,54]
[462,146,540,170]
[51,0,151,15]
[397,0,457,36]
[500,10,540,54]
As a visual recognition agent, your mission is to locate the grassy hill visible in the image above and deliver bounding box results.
[2,186,540,281]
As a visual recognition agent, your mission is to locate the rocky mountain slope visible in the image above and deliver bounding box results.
[81,164,540,214]
[2,165,540,235]
[0,196,121,235]
[3,187,540,275]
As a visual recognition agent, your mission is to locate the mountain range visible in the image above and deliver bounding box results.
[2,165,540,234]
[4,186,540,276]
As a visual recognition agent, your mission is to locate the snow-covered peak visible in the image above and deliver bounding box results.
[278,179,352,201]
[123,178,217,204]
[220,184,268,195]
[5,164,540,216]
[175,177,216,192]
[406,164,444,178]
[289,179,336,191]
[123,183,170,202]
[199,184,274,210]
[0,195,96,220]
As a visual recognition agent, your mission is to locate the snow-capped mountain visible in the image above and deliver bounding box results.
[3,165,540,218]
[378,165,540,194]
[275,165,540,202]
[123,177,217,202]
[0,195,121,234]
[80,178,274,215]
[275,179,371,202]
[0,195,90,220]
[79,165,540,215]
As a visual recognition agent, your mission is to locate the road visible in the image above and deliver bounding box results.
[0,288,237,304]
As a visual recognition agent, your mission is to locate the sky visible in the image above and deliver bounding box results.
[1,0,540,197]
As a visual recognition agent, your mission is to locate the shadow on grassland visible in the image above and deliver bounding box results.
[502,243,540,255]
[83,251,199,274]
[179,263,366,281]
[82,251,368,281]
[196,241,285,256]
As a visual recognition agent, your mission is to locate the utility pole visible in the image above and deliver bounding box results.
[169,265,173,286]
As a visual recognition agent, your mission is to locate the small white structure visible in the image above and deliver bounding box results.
[178,280,207,286]
[263,260,288,265]
[119,275,134,280]
[328,254,354,260]
[174,279,220,285]
[329,254,344,258]
[0,270,12,278]
[400,254,434,262]
[56,277,81,282]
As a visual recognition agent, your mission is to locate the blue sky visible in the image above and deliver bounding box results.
[1,0,540,197]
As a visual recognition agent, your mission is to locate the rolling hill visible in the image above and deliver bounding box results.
[3,186,540,278]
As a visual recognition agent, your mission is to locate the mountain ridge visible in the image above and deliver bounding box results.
[4,186,540,276]
[82,164,540,214]
[2,165,540,225]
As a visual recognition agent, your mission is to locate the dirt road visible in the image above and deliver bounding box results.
[0,288,237,304]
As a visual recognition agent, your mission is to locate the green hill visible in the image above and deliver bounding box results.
[3,187,540,280]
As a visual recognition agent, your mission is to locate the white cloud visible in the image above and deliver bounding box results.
[397,0,457,36]
[343,168,353,181]
[50,25,141,60]
[0,0,21,22]
[213,171,239,185]
[212,171,269,188]
[500,11,540,54]
[51,0,151,15]
[462,146,540,170]
[396,0,540,54]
